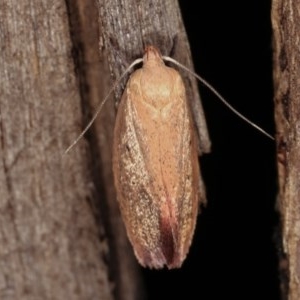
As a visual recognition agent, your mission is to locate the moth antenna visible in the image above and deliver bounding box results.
[163,56,274,141]
[64,58,143,154]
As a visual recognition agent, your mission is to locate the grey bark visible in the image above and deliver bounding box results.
[272,0,300,299]
[0,0,114,299]
[0,0,209,299]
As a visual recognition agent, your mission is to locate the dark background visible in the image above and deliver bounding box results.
[143,1,280,299]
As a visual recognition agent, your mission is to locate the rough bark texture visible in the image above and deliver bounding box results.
[272,1,300,299]
[0,1,115,299]
[0,0,208,299]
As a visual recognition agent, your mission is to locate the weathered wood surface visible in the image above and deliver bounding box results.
[0,0,115,299]
[272,0,300,299]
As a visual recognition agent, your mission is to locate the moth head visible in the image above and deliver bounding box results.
[143,45,164,67]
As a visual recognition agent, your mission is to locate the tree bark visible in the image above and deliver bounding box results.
[0,0,116,299]
[0,0,209,299]
[272,1,300,299]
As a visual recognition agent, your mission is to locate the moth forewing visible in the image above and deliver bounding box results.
[112,46,204,269]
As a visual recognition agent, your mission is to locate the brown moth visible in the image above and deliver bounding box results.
[65,45,273,269]
[112,46,204,269]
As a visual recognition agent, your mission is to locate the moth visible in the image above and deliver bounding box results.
[65,45,273,269]
[113,46,203,269]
